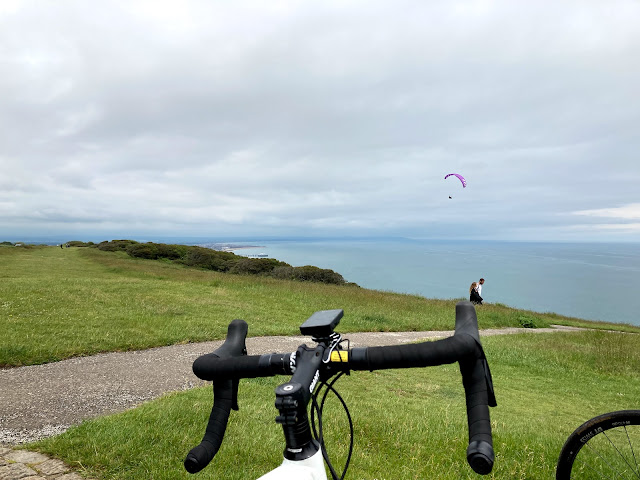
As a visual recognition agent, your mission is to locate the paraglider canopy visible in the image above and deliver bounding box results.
[444,173,467,187]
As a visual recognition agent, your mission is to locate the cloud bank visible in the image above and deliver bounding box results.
[1,0,639,242]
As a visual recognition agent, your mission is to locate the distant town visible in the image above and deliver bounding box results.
[196,243,265,252]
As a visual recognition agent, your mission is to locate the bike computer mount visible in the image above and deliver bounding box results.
[299,309,343,340]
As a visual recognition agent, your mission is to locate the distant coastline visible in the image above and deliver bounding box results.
[195,243,265,252]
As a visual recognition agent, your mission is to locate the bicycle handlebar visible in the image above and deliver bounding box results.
[184,302,496,475]
[184,319,248,474]
[348,302,496,474]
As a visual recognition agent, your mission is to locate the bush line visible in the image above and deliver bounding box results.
[71,239,351,286]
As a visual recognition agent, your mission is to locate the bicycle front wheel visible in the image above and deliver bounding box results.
[556,410,640,479]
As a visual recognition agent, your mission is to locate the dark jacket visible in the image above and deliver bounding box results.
[470,289,483,305]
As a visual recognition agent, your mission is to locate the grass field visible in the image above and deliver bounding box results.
[2,245,633,367]
[29,331,640,479]
[3,245,640,479]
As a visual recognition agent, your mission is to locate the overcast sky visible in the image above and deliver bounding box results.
[1,0,639,242]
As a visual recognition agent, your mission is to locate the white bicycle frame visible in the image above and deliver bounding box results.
[257,448,327,480]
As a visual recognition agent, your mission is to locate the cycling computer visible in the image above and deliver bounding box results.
[299,309,343,339]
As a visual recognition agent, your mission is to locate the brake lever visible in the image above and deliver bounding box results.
[208,319,247,411]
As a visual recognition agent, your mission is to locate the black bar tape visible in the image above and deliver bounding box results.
[349,335,475,372]
[455,301,495,475]
[184,319,250,474]
[454,301,480,340]
[184,380,233,474]
[461,357,494,474]
[193,353,292,380]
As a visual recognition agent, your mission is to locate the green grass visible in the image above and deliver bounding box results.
[4,245,640,478]
[29,331,640,479]
[3,245,629,367]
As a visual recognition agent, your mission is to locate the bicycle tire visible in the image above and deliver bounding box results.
[556,410,640,479]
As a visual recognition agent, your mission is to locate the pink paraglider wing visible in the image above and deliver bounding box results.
[444,173,467,187]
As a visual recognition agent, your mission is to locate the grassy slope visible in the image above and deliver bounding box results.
[30,331,640,479]
[4,245,639,478]
[4,245,631,367]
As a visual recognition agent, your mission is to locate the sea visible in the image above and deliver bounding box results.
[205,238,640,327]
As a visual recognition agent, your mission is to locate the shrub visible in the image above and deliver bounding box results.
[66,241,92,247]
[229,258,289,276]
[271,266,295,280]
[97,240,139,252]
[155,243,188,260]
[518,315,540,328]
[289,265,345,285]
[126,243,160,260]
[181,247,233,272]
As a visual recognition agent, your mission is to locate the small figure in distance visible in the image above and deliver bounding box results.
[477,278,485,297]
[470,282,483,305]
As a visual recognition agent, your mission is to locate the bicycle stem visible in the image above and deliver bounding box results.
[275,343,326,461]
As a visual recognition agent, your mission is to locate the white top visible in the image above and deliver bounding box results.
[477,283,482,296]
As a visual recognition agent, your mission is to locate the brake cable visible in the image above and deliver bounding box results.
[310,339,355,480]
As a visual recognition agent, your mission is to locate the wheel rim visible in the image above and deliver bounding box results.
[568,424,640,478]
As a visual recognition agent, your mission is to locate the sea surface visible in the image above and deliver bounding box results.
[218,239,640,326]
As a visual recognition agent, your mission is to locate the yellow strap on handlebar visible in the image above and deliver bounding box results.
[330,351,348,362]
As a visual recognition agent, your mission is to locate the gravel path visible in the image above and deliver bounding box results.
[0,325,584,446]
